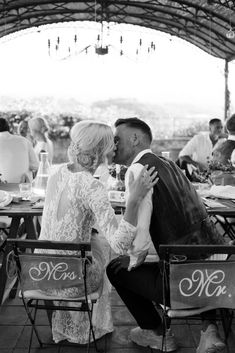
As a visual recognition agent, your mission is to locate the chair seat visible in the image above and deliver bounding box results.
[166,306,216,318]
[159,303,217,318]
[21,289,100,302]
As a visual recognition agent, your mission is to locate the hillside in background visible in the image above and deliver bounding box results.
[0,95,221,138]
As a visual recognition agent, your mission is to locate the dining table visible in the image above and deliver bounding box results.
[0,183,43,240]
[0,183,44,305]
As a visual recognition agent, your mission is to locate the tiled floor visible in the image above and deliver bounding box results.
[0,289,234,353]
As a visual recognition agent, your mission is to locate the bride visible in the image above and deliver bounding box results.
[37,120,158,344]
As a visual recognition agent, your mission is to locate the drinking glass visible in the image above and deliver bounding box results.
[19,183,32,200]
[161,151,170,159]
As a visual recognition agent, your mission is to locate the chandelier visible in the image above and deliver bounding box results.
[47,22,156,61]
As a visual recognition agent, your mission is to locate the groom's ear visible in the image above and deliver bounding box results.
[131,132,139,146]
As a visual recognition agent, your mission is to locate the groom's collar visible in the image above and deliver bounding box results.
[131,149,152,165]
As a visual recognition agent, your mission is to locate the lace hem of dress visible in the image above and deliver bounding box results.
[52,297,114,344]
[53,326,114,344]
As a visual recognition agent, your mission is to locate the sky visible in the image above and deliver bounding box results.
[0,22,234,116]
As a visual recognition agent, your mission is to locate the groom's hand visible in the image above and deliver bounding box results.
[109,255,130,274]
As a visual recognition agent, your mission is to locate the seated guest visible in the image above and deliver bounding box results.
[37,120,157,344]
[178,119,224,174]
[0,117,38,183]
[213,113,235,166]
[18,119,30,138]
[107,117,226,353]
[18,119,35,145]
[28,116,54,164]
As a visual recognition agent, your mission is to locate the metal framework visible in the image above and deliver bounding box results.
[0,0,234,61]
[0,1,234,119]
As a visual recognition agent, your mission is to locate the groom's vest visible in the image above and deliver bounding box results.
[136,153,223,252]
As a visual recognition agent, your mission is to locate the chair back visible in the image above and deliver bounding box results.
[6,239,91,292]
[159,245,235,311]
[18,254,85,291]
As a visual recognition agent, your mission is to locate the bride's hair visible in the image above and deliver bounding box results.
[68,120,114,171]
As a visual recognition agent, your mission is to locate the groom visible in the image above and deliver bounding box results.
[106,117,226,353]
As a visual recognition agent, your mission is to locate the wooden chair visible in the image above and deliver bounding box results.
[6,239,102,353]
[213,214,235,241]
[159,244,235,352]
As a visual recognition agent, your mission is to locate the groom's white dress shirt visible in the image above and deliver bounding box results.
[125,149,155,270]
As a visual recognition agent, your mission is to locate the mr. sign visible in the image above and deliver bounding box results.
[170,262,235,310]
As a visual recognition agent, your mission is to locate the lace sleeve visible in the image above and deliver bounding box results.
[84,178,136,254]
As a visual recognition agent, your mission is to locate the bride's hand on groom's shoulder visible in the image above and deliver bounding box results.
[128,165,159,203]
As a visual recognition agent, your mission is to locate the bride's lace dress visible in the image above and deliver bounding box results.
[38,164,136,344]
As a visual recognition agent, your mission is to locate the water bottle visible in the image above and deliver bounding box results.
[32,152,50,197]
[112,165,125,191]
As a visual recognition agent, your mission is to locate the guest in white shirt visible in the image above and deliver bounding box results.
[178,118,224,171]
[124,149,153,270]
[0,117,39,183]
[28,117,54,164]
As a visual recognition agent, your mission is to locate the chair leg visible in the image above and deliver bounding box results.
[22,298,43,351]
[28,307,36,353]
[9,276,19,299]
[86,301,101,353]
[161,330,167,352]
[161,310,170,353]
[43,300,54,327]
[220,308,234,342]
[2,228,9,236]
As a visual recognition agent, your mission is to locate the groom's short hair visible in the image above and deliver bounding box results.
[115,117,152,142]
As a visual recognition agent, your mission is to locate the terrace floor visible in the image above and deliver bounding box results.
[0,288,234,353]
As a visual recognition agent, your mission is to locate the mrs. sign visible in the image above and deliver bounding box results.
[19,254,84,291]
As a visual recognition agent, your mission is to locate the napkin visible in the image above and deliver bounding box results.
[0,190,12,207]
[208,185,235,199]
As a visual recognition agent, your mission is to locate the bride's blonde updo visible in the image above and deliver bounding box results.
[68,120,114,172]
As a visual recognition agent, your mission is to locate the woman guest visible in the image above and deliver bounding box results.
[28,116,54,163]
[37,120,158,344]
[18,119,35,146]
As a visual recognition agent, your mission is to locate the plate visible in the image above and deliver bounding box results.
[0,190,13,207]
[31,201,44,209]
